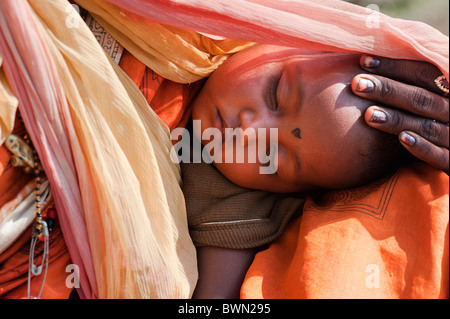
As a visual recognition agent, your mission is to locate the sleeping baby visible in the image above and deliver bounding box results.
[176,44,412,298]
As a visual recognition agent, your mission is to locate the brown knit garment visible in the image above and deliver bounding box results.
[181,162,304,249]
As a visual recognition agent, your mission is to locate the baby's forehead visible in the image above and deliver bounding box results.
[224,45,297,67]
[221,47,350,82]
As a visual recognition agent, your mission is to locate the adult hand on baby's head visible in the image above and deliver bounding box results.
[351,55,449,174]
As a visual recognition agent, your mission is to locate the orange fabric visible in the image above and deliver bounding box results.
[0,119,32,208]
[241,163,449,299]
[0,118,72,299]
[119,50,202,131]
[0,224,72,299]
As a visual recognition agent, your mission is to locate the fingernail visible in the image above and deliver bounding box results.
[356,77,375,93]
[400,132,416,146]
[370,109,387,123]
[362,56,380,68]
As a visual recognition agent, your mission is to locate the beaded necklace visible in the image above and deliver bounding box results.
[4,113,56,299]
[27,148,50,299]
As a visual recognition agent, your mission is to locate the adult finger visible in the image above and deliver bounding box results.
[364,106,449,149]
[359,55,448,96]
[399,131,449,174]
[352,74,449,123]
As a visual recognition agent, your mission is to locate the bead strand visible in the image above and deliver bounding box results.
[33,149,47,242]
[14,111,54,299]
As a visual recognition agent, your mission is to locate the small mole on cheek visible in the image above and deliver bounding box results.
[291,128,301,139]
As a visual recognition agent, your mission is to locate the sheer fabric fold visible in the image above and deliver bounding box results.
[103,0,448,80]
[75,0,255,83]
[0,59,18,146]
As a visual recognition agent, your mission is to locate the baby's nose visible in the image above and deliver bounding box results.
[238,108,279,131]
[236,108,275,148]
[237,109,259,146]
[238,108,256,131]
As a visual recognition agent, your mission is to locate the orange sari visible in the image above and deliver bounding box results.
[0,120,72,299]
[241,163,449,299]
[118,50,203,132]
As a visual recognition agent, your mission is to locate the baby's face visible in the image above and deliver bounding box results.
[191,45,397,192]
